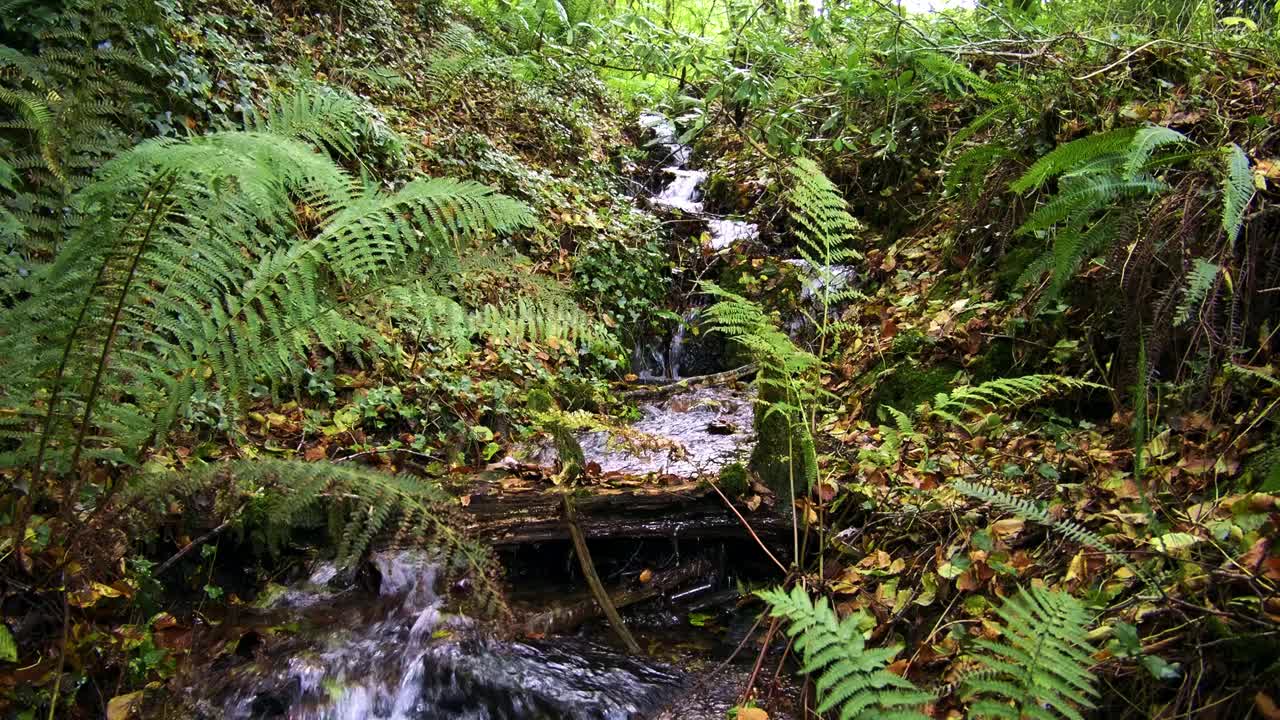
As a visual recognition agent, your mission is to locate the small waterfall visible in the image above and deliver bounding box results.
[210,551,683,719]
[637,112,758,253]
[654,169,708,212]
[219,552,455,720]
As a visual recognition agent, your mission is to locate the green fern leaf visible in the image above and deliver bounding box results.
[962,586,1098,720]
[1174,258,1219,326]
[1123,126,1189,179]
[1221,143,1253,245]
[759,585,931,720]
[1016,176,1165,235]
[1011,128,1137,194]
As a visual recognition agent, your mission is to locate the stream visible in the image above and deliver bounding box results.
[187,113,799,720]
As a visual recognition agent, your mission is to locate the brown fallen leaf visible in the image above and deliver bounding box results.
[1257,692,1280,720]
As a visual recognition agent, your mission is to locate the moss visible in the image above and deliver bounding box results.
[717,462,750,497]
[967,337,1016,383]
[992,241,1044,296]
[889,328,929,357]
[553,425,585,483]
[866,361,958,418]
[526,388,554,413]
[749,368,818,504]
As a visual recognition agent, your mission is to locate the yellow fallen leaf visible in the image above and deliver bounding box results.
[1065,550,1088,582]
[991,518,1025,539]
[107,691,143,720]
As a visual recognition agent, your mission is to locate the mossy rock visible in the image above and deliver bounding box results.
[866,360,959,419]
[748,369,817,505]
[967,337,1016,383]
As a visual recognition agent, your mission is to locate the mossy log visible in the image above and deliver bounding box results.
[458,476,790,548]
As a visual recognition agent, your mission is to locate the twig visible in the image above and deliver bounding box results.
[740,615,781,706]
[154,510,242,576]
[707,479,789,574]
[334,446,437,463]
[563,493,643,654]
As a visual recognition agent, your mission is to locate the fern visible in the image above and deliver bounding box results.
[458,250,616,352]
[1174,258,1219,326]
[962,586,1099,720]
[1016,175,1165,235]
[1123,126,1189,179]
[701,282,821,390]
[0,0,156,258]
[1220,143,1253,245]
[759,585,931,719]
[245,83,367,160]
[945,143,1012,201]
[1010,128,1137,194]
[423,22,510,105]
[951,481,1149,586]
[383,283,474,356]
[0,109,531,490]
[928,375,1104,425]
[789,158,862,284]
[1010,127,1180,299]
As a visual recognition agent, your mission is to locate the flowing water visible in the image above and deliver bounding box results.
[639,113,759,253]
[205,552,685,720]
[524,383,756,478]
[193,112,809,720]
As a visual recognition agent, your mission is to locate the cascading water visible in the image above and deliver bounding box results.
[638,112,758,256]
[205,552,683,720]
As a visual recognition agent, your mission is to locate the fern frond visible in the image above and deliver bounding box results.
[0,127,529,479]
[759,585,931,720]
[929,375,1105,419]
[1123,125,1189,179]
[789,157,862,268]
[1174,258,1219,326]
[962,586,1098,720]
[946,142,1012,200]
[1011,128,1138,193]
[1016,176,1165,235]
[1220,143,1253,245]
[246,84,367,159]
[951,481,1150,586]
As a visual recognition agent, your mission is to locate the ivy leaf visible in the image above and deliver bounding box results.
[1110,621,1142,656]
[1141,654,1183,681]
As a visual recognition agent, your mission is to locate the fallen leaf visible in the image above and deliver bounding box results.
[1257,691,1280,720]
[736,708,768,720]
[990,518,1025,539]
[108,691,144,720]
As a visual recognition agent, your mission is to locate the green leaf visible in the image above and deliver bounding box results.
[1141,654,1182,681]
[1149,532,1200,553]
[0,625,16,663]
[1221,144,1254,245]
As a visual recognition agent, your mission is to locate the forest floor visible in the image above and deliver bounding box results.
[2,0,1279,718]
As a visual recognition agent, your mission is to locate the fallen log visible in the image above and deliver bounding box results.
[620,363,757,400]
[460,478,790,548]
[520,558,713,636]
